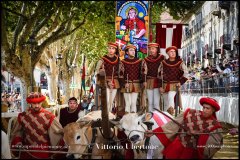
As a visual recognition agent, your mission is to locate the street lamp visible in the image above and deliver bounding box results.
[26,36,37,92]
[56,53,63,105]
[71,63,77,82]
[71,63,77,97]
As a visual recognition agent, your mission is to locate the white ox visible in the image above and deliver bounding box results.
[63,110,122,159]
[113,111,172,159]
[1,130,12,159]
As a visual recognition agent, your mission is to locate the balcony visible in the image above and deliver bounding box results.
[219,1,230,10]
[212,10,221,18]
[222,44,231,50]
[214,49,221,54]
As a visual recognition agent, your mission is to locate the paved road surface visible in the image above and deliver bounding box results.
[213,122,239,159]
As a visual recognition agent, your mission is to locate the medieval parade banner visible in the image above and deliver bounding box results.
[116,1,149,60]
[156,23,183,58]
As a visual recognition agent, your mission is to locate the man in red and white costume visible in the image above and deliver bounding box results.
[11,92,64,159]
[146,97,223,159]
[119,44,142,113]
[95,42,120,113]
[159,46,188,115]
[142,43,165,112]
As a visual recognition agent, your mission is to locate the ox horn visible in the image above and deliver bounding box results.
[55,128,64,134]
[78,120,92,128]
[109,119,120,125]
[137,107,146,116]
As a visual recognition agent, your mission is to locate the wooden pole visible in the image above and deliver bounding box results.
[98,67,111,139]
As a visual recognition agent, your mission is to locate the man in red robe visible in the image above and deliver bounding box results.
[146,97,223,159]
[11,92,65,159]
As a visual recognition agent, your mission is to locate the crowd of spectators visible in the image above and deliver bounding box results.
[1,91,21,112]
[183,58,239,95]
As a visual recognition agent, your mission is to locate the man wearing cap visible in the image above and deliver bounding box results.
[158,46,188,115]
[95,42,121,112]
[142,43,165,112]
[146,97,223,159]
[10,92,64,159]
[59,97,81,128]
[119,44,142,113]
[79,95,89,111]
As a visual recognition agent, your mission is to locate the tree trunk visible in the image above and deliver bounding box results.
[46,73,57,103]
[62,79,71,103]
[71,68,79,98]
[20,80,29,111]
[46,58,59,103]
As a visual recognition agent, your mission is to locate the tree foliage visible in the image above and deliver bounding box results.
[151,1,197,22]
[1,1,198,104]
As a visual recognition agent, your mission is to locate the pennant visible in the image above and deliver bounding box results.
[89,84,94,94]
[81,56,86,91]
[156,23,183,58]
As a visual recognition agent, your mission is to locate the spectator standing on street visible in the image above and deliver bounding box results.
[59,97,81,128]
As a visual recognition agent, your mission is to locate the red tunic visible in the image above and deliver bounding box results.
[142,54,164,88]
[119,58,142,93]
[101,55,120,89]
[11,108,64,159]
[159,58,188,91]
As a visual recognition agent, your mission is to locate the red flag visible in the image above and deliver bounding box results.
[89,84,94,94]
[156,23,183,56]
[81,56,86,91]
[116,39,127,47]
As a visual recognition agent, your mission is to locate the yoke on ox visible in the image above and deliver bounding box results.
[63,111,122,159]
[111,110,171,159]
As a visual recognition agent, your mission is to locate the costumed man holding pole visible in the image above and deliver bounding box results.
[159,46,188,115]
[119,44,142,113]
[146,97,223,159]
[95,42,120,113]
[142,43,165,112]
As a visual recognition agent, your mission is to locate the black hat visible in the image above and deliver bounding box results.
[68,97,77,102]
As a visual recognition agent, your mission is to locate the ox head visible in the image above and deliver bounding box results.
[112,110,154,145]
[63,120,93,159]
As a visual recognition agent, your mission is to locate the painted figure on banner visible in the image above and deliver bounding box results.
[158,46,188,115]
[119,44,142,113]
[142,43,165,112]
[95,42,121,113]
[116,1,149,59]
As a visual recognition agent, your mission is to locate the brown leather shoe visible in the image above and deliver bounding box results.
[167,107,175,115]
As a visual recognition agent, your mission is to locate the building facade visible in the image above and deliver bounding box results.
[181,1,239,69]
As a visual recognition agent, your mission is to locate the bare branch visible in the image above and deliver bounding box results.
[32,6,55,38]
[2,6,28,20]
[55,9,90,41]
[35,9,61,41]
[1,9,11,55]
[13,2,27,52]
[19,1,44,44]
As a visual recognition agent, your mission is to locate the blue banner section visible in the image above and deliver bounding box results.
[116,1,149,60]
